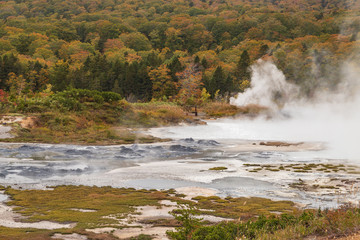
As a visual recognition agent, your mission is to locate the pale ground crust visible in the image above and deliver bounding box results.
[222,140,325,152]
[0,117,357,239]
[0,188,229,240]
[0,191,75,230]
[87,193,231,240]
[0,115,37,139]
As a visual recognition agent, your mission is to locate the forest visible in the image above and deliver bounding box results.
[0,0,359,108]
[1,1,360,240]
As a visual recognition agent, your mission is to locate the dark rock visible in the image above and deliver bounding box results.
[18,145,45,152]
[169,145,197,152]
[197,140,219,146]
[119,146,142,157]
[147,146,164,151]
[65,149,92,155]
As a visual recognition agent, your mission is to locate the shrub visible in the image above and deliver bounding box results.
[202,102,241,117]
[202,102,267,117]
[46,89,121,111]
[101,92,122,102]
[48,94,82,111]
[167,205,203,240]
[14,99,48,113]
[169,208,360,240]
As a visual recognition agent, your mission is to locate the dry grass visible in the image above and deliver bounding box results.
[128,102,187,127]
[1,99,268,145]
[202,102,267,117]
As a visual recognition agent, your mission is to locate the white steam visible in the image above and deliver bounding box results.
[230,60,298,110]
[230,58,360,162]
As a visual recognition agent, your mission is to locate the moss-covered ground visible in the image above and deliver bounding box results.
[0,185,298,239]
[243,163,360,174]
[1,184,360,239]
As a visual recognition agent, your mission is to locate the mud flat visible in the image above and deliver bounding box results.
[0,118,359,239]
[0,137,358,208]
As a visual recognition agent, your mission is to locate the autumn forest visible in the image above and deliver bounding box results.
[0,0,359,108]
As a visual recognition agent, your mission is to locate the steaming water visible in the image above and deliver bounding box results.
[144,59,360,207]
[1,60,359,209]
[0,134,358,209]
[150,104,358,162]
[226,59,360,162]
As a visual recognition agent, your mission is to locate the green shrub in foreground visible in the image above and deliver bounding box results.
[168,206,360,240]
[48,89,122,111]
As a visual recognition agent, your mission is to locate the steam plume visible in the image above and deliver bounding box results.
[230,48,360,162]
[230,60,298,110]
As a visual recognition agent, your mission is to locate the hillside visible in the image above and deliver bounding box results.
[0,0,359,104]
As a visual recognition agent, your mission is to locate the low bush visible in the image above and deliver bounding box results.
[122,102,187,127]
[202,102,268,117]
[168,206,360,240]
[202,102,242,117]
[47,89,122,111]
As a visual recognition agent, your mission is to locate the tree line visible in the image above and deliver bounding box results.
[0,0,359,105]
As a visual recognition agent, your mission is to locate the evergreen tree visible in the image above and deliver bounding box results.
[111,60,125,96]
[51,60,70,92]
[123,62,138,99]
[209,66,226,98]
[76,23,88,43]
[194,55,200,64]
[136,63,152,101]
[258,44,269,58]
[145,52,162,68]
[97,55,111,91]
[0,54,21,89]
[201,58,208,69]
[225,75,234,94]
[112,79,122,94]
[202,74,210,93]
[167,56,184,82]
[71,67,88,89]
[234,50,251,90]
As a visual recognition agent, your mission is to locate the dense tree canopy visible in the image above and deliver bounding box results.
[0,0,359,102]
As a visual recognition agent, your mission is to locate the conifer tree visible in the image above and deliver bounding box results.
[209,66,226,98]
[194,55,200,64]
[51,60,70,92]
[136,63,152,101]
[234,50,251,91]
[0,54,21,89]
[167,56,184,82]
[201,58,208,69]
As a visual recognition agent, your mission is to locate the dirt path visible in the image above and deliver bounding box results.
[336,233,360,240]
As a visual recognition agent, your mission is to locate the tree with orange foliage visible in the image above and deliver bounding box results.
[149,65,178,100]
[176,63,203,115]
[6,73,27,98]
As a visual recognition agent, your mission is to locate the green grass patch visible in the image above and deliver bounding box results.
[208,166,228,171]
[176,207,360,240]
[4,186,168,229]
[191,196,297,220]
[0,185,301,239]
[244,163,360,175]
